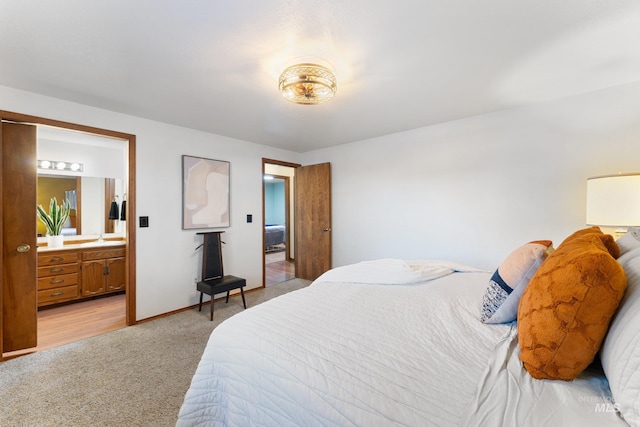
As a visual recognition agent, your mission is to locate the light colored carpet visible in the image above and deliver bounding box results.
[0,278,311,427]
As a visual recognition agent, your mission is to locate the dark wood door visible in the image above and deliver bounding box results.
[294,162,332,281]
[2,121,38,353]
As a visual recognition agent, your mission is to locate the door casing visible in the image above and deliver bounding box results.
[0,111,137,359]
[262,159,300,286]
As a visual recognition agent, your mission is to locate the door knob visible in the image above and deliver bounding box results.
[17,244,31,253]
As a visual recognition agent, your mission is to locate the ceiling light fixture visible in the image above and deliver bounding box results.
[279,63,337,105]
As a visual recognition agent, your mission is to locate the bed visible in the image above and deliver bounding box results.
[265,224,286,250]
[178,229,640,426]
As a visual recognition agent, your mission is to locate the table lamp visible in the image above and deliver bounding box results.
[586,173,640,237]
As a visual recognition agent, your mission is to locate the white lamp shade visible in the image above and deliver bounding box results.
[586,174,640,227]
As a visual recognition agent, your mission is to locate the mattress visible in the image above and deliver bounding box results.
[177,259,627,426]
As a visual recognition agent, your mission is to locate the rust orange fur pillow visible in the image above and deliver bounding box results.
[517,227,627,380]
[561,225,621,258]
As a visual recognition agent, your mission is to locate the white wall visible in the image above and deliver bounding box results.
[38,138,125,179]
[80,176,106,235]
[4,80,640,319]
[301,81,640,270]
[0,85,300,320]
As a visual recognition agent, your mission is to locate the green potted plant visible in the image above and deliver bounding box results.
[36,197,71,248]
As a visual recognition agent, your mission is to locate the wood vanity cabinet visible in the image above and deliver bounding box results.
[37,251,80,306]
[37,245,126,307]
[81,247,126,297]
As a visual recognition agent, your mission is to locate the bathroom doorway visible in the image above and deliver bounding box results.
[1,111,136,359]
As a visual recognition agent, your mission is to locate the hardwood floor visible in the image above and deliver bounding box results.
[265,250,295,286]
[3,294,126,359]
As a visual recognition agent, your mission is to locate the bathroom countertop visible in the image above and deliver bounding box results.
[37,240,126,252]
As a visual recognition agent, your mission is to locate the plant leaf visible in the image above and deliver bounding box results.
[37,197,71,236]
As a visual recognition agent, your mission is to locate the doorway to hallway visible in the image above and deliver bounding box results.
[263,159,298,286]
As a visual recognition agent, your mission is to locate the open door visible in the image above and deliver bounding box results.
[1,121,38,353]
[294,162,332,281]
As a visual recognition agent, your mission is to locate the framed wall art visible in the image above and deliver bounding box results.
[182,155,230,229]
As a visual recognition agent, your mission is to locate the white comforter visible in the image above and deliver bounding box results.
[177,259,627,427]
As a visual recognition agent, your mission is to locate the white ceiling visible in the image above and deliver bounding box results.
[1,1,639,153]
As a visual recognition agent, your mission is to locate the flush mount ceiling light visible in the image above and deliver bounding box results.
[279,63,337,105]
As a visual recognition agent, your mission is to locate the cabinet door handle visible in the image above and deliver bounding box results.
[49,279,65,284]
[50,268,64,273]
[49,292,64,297]
[50,257,64,262]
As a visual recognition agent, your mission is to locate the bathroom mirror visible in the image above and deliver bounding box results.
[36,175,126,237]
[36,126,127,241]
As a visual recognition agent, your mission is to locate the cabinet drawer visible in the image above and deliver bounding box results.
[37,264,79,277]
[38,252,79,266]
[82,247,126,261]
[38,273,78,291]
[38,285,79,305]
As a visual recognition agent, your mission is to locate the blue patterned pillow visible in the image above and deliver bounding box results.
[481,240,553,324]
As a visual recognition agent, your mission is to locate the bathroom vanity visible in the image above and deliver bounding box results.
[37,241,126,307]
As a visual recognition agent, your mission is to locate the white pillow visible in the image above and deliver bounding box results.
[601,247,640,425]
[616,227,640,255]
[480,240,553,324]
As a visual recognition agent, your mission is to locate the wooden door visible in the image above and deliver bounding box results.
[1,121,38,353]
[294,162,332,281]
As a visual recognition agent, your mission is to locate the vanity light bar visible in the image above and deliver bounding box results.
[38,160,84,172]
